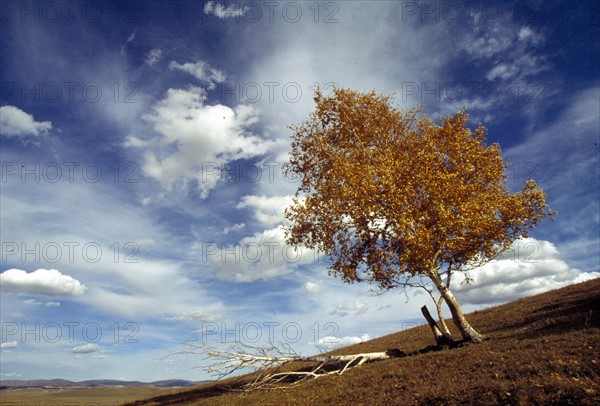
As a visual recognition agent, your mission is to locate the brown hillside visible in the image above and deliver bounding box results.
[125,278,600,405]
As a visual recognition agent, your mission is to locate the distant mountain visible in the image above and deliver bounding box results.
[1,379,75,388]
[149,379,208,388]
[0,379,206,389]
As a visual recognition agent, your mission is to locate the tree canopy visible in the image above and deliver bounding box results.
[284,88,553,342]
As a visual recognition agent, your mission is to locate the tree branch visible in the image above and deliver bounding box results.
[180,341,401,391]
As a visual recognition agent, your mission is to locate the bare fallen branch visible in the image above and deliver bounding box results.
[180,341,402,391]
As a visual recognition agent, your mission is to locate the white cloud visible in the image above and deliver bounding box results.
[464,24,513,59]
[23,299,61,308]
[83,288,162,320]
[133,238,156,248]
[169,60,226,89]
[231,1,452,200]
[203,1,247,20]
[0,105,52,138]
[329,301,369,318]
[167,310,221,322]
[120,32,136,55]
[72,343,101,354]
[0,269,86,297]
[453,238,599,306]
[460,19,547,94]
[124,133,154,148]
[78,257,226,320]
[518,26,544,45]
[314,334,371,350]
[504,87,599,272]
[303,282,323,296]
[205,226,314,282]
[237,195,294,226]
[144,48,162,67]
[133,86,271,198]
[1,166,227,321]
[1,341,18,349]
[223,223,245,235]
[486,64,518,81]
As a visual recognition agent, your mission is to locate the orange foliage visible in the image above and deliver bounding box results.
[284,88,553,290]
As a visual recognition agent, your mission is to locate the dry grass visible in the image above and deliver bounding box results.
[0,385,175,405]
[126,278,599,405]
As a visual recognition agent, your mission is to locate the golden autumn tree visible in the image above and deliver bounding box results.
[284,88,553,343]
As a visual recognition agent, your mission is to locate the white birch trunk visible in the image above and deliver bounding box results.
[427,269,486,343]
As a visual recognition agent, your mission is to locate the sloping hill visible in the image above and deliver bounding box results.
[126,278,600,405]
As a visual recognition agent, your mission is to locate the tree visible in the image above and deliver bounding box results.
[284,88,553,343]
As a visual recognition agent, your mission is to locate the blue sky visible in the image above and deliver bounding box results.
[0,0,598,382]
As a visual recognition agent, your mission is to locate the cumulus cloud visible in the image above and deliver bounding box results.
[1,341,18,349]
[237,195,294,226]
[453,238,599,306]
[203,1,247,20]
[131,86,271,198]
[169,60,226,89]
[314,334,371,350]
[0,106,52,138]
[0,269,86,297]
[72,343,101,354]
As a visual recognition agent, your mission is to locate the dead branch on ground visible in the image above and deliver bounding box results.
[180,341,402,391]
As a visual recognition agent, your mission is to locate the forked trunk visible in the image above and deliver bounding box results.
[435,296,453,338]
[421,305,453,347]
[427,269,486,343]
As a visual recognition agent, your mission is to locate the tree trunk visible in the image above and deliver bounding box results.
[427,269,486,343]
[435,296,453,339]
[421,305,453,347]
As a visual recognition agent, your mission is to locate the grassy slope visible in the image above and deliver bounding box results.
[131,279,598,404]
